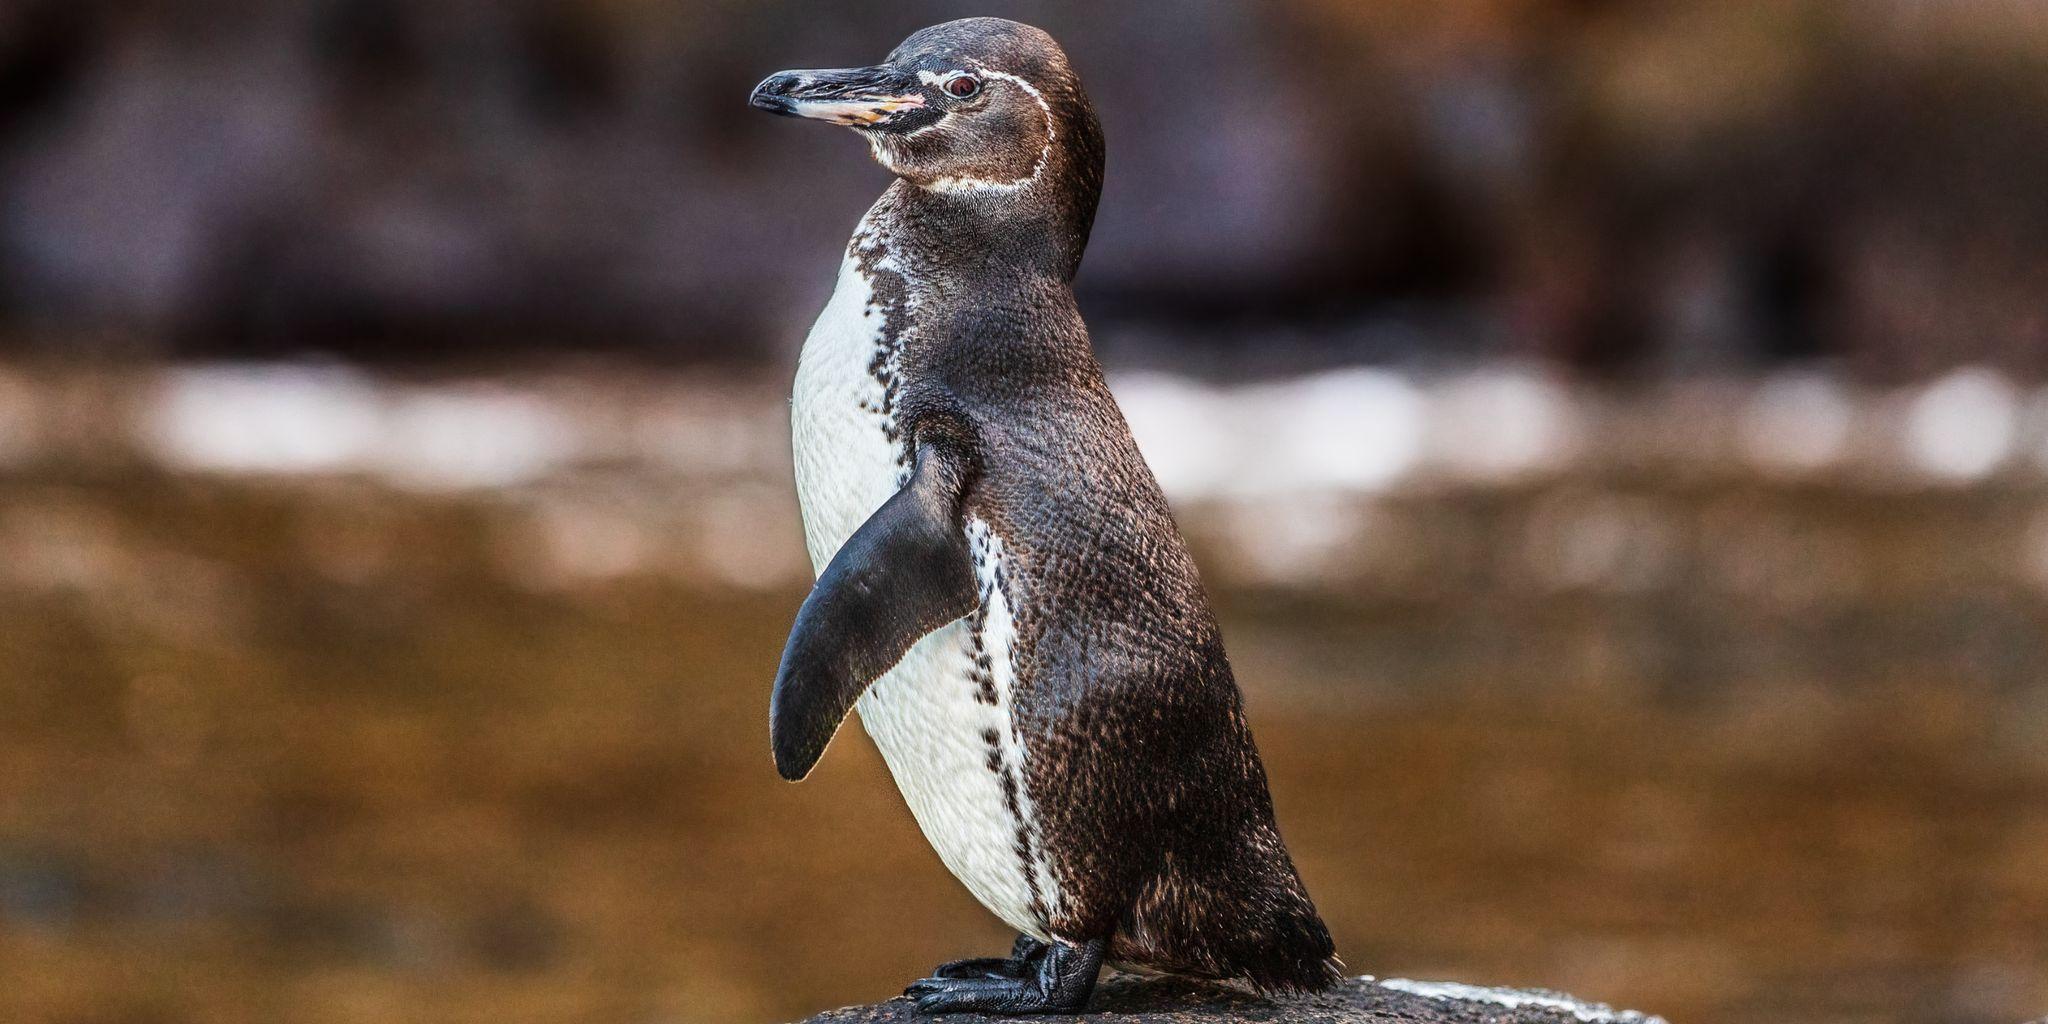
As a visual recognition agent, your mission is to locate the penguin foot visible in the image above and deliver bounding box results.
[931,934,1048,980]
[905,935,1103,1015]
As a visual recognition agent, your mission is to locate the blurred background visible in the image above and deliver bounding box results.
[1,1,2045,1023]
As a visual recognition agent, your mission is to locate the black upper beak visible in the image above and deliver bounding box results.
[748,65,931,127]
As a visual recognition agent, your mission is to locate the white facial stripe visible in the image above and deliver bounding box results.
[919,61,1057,195]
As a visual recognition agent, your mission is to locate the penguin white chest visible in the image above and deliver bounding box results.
[789,232,1061,940]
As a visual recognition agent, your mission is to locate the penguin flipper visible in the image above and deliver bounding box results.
[771,439,978,781]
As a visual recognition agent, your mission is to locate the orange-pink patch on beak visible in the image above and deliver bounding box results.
[796,93,927,126]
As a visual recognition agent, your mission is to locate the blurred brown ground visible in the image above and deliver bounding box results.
[1,364,2045,1024]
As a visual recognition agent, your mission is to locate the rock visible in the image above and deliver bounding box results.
[796,974,1666,1024]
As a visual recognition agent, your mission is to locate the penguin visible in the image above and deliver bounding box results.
[749,18,1341,1015]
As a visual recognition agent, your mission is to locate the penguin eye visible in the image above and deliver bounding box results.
[942,74,981,99]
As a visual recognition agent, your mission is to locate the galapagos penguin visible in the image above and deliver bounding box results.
[750,18,1341,1014]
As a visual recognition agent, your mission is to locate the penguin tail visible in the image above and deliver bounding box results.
[1115,835,1343,994]
[1198,823,1343,994]
[1223,890,1344,995]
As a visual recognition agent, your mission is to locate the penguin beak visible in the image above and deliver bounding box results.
[749,65,929,128]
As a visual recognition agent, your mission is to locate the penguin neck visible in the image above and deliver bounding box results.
[877,172,1098,286]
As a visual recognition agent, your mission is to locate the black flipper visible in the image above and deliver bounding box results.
[771,439,978,781]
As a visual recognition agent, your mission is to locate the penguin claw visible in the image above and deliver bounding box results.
[904,975,997,999]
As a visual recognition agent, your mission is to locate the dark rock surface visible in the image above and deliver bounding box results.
[797,975,1665,1024]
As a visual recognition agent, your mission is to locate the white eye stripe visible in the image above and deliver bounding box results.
[918,70,981,95]
[906,61,1056,195]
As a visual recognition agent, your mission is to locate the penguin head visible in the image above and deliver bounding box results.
[750,18,1101,199]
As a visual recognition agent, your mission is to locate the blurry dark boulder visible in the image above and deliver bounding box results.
[0,0,2042,376]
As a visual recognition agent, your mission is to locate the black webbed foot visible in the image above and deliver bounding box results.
[905,936,1103,1015]
[929,935,1048,980]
